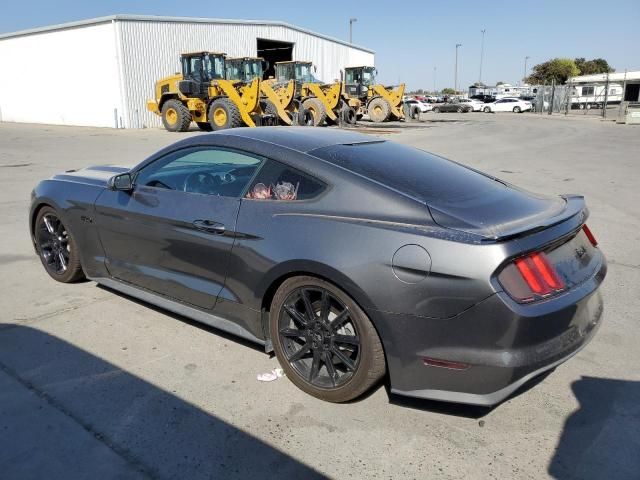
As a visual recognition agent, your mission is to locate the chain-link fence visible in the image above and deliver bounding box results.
[531,75,623,118]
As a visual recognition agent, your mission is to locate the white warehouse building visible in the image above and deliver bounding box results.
[0,15,374,128]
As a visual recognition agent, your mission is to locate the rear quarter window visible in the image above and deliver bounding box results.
[246,160,326,201]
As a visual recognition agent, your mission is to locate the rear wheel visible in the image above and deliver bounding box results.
[368,97,391,122]
[513,106,521,113]
[457,107,464,113]
[209,98,242,130]
[270,276,386,403]
[161,100,191,132]
[433,107,441,113]
[34,206,84,283]
[483,106,491,113]
[302,98,327,126]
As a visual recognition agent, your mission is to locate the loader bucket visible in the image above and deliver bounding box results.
[373,83,406,120]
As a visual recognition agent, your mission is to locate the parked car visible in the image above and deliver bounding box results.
[482,97,532,113]
[29,127,606,406]
[404,98,433,118]
[471,94,497,103]
[456,98,484,112]
[432,100,473,113]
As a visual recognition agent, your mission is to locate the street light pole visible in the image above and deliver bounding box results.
[479,30,486,83]
[433,66,437,93]
[349,18,357,44]
[524,56,530,82]
[455,43,462,93]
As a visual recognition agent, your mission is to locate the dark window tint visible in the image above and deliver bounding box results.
[246,160,325,201]
[311,141,504,205]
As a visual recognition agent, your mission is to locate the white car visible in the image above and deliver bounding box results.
[482,97,532,113]
[456,98,485,112]
[404,99,433,118]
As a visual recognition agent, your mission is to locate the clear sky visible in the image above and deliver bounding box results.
[1,0,638,90]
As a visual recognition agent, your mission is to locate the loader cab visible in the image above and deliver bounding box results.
[178,52,226,97]
[226,57,265,83]
[275,61,317,84]
[344,66,377,98]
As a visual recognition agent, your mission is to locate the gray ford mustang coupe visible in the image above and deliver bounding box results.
[29,127,606,405]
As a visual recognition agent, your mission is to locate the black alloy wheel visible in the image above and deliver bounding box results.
[270,276,385,402]
[35,206,84,283]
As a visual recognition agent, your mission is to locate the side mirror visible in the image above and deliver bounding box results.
[109,172,134,191]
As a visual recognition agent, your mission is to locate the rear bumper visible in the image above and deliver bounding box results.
[371,258,606,406]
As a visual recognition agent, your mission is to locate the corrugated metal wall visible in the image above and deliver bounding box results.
[117,20,374,128]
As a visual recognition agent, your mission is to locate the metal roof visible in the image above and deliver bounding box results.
[568,71,640,84]
[0,14,374,53]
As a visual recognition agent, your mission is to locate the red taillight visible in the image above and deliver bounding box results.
[582,224,598,247]
[499,251,566,303]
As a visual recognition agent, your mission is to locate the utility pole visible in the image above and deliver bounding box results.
[349,18,357,43]
[433,66,437,93]
[523,56,530,82]
[455,43,462,93]
[479,30,486,83]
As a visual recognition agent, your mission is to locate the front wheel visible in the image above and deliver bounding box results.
[270,276,386,403]
[433,107,441,113]
[513,106,521,113]
[34,206,85,283]
[483,107,491,113]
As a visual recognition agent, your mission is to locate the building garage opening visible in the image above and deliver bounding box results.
[257,39,293,79]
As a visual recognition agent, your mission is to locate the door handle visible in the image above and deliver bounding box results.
[192,219,226,234]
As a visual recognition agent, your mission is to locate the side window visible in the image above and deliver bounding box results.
[135,147,263,198]
[245,160,325,201]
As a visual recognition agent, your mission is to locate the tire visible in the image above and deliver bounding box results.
[161,99,191,132]
[483,107,491,113]
[208,98,243,130]
[411,107,421,120]
[196,122,213,132]
[260,100,281,125]
[34,206,85,283]
[433,107,441,113]
[513,106,521,113]
[368,97,391,122]
[341,105,357,125]
[270,276,386,403]
[457,107,464,113]
[302,98,327,126]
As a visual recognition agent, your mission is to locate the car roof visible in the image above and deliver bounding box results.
[196,127,383,153]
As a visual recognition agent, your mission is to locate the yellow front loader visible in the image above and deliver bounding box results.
[146,52,276,132]
[271,61,344,126]
[342,66,406,122]
[224,57,309,126]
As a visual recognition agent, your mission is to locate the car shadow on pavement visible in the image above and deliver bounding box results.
[549,376,640,480]
[0,325,325,480]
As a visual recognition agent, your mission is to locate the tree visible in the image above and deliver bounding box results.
[574,57,614,75]
[525,58,580,84]
[441,87,456,94]
[496,81,506,86]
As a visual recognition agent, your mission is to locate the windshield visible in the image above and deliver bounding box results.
[295,63,315,83]
[346,68,376,86]
[206,54,225,80]
[244,60,263,80]
[225,62,241,81]
[361,68,376,86]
